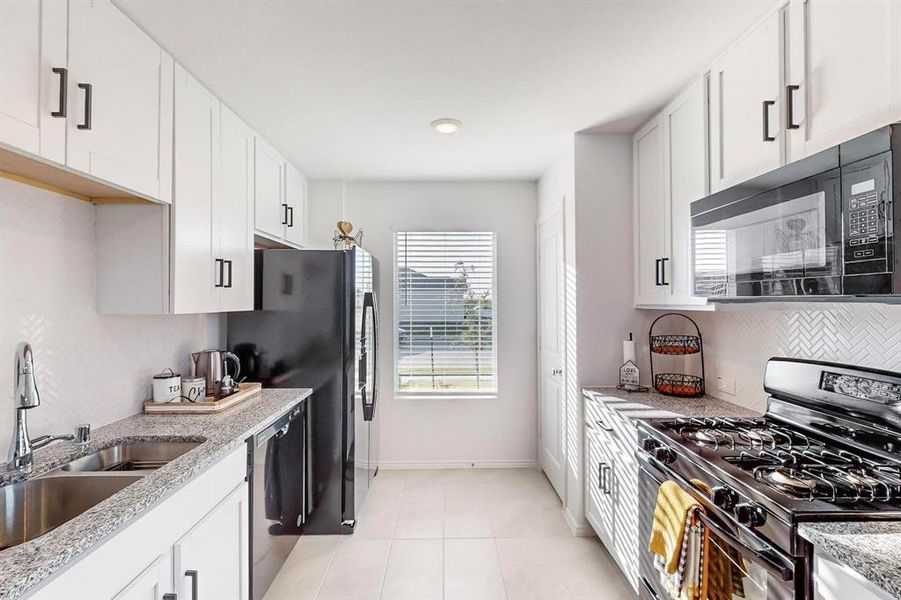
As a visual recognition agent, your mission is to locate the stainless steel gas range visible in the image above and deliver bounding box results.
[636,357,901,600]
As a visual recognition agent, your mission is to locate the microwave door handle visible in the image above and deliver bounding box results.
[637,450,796,581]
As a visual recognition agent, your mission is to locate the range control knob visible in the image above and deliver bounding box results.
[711,486,738,511]
[734,503,767,528]
[641,438,660,452]
[652,446,676,465]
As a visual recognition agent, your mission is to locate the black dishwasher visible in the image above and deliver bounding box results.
[247,401,311,599]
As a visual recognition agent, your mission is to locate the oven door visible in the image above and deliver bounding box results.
[692,168,842,298]
[637,454,800,600]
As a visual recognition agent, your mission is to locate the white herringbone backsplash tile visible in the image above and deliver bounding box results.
[692,303,901,412]
[0,179,218,453]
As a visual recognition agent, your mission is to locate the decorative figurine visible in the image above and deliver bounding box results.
[333,220,364,249]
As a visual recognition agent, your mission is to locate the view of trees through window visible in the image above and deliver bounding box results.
[395,231,496,393]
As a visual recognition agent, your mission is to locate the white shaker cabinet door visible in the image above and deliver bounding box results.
[633,116,667,306]
[112,554,173,600]
[174,482,250,600]
[171,64,217,315]
[67,0,173,202]
[284,163,308,247]
[709,6,783,192]
[0,0,67,163]
[786,0,901,161]
[254,136,285,239]
[217,104,255,312]
[663,75,708,304]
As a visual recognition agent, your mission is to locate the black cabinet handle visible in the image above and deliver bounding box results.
[214,258,224,288]
[660,257,670,286]
[598,462,605,491]
[786,85,800,130]
[762,100,775,141]
[281,203,288,225]
[51,68,67,117]
[287,206,294,227]
[654,259,661,286]
[77,83,92,130]
[185,570,198,600]
[163,595,177,600]
[225,260,233,288]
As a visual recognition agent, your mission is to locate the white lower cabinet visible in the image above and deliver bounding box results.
[583,393,640,593]
[112,554,172,600]
[174,483,249,600]
[813,552,893,600]
[29,446,248,600]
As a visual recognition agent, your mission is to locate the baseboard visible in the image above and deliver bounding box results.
[564,507,595,537]
[378,459,539,470]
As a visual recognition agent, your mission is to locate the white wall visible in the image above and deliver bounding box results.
[310,180,539,467]
[538,133,651,533]
[0,179,218,454]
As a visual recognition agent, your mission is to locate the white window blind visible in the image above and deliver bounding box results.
[394,231,497,396]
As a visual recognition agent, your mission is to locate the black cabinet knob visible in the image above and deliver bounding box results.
[641,437,659,453]
[734,502,767,528]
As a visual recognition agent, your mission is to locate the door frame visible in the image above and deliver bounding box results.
[536,202,567,502]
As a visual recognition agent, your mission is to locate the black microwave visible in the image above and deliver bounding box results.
[691,126,900,299]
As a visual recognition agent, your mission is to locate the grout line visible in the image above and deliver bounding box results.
[311,538,341,600]
[492,536,510,600]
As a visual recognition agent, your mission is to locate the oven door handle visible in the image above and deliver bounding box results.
[638,451,797,582]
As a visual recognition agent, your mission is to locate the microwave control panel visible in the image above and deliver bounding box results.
[842,152,892,284]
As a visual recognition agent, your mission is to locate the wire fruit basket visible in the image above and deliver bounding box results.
[649,313,705,398]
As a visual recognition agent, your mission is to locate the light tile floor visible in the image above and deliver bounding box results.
[263,468,636,600]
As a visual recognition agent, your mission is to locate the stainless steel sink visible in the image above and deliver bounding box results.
[0,474,142,550]
[60,441,201,473]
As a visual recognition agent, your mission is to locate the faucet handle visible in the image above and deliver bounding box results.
[74,423,91,444]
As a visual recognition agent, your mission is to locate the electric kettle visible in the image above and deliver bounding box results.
[190,349,241,394]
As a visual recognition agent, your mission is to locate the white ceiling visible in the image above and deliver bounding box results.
[117,0,772,181]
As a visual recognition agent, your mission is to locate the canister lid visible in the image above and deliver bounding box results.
[153,368,181,379]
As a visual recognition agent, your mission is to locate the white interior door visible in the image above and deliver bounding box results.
[217,104,254,311]
[67,0,173,201]
[0,0,67,163]
[538,209,565,500]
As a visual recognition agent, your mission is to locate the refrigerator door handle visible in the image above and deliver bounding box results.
[361,291,378,421]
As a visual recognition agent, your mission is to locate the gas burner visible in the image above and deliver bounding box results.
[667,417,818,451]
[758,468,818,493]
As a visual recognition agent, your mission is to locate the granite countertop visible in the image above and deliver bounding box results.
[800,522,901,598]
[0,387,312,600]
[583,386,760,419]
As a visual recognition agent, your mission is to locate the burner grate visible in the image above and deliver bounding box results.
[667,417,819,451]
[726,447,901,502]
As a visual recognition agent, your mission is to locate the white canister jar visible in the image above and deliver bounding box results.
[152,369,181,403]
[182,376,207,403]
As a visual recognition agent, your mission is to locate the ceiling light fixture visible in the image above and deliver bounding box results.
[431,118,462,134]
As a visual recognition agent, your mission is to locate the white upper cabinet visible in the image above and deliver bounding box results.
[254,137,285,239]
[664,76,708,304]
[67,0,173,202]
[709,4,784,192]
[633,115,667,307]
[217,104,255,312]
[786,0,901,161]
[171,64,218,314]
[0,0,67,163]
[284,162,308,247]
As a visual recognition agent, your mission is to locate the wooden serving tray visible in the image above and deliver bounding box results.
[143,382,262,414]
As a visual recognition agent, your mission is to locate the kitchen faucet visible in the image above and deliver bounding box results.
[10,342,90,471]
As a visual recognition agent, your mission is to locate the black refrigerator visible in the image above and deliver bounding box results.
[227,247,380,536]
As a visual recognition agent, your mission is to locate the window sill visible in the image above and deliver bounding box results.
[394,392,498,400]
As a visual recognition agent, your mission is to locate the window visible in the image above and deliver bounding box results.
[394,231,497,396]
